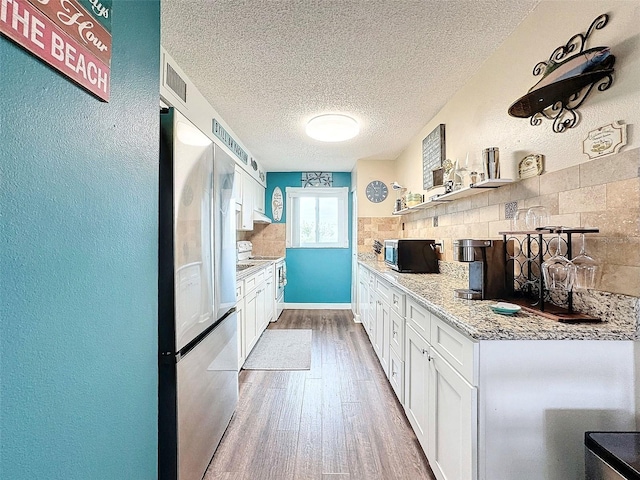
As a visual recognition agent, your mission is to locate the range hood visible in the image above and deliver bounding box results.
[253,211,272,224]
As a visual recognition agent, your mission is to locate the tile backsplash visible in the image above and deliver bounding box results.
[238,223,286,258]
[359,149,639,298]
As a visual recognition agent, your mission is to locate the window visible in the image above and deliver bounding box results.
[285,187,348,248]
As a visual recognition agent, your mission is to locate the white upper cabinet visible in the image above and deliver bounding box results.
[252,177,265,214]
[233,165,243,209]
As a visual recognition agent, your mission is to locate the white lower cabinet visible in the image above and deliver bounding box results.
[373,296,390,376]
[236,301,245,370]
[380,301,391,376]
[244,288,259,354]
[404,323,431,450]
[256,284,266,333]
[366,282,375,339]
[389,308,404,358]
[371,294,382,358]
[236,280,245,370]
[358,264,636,480]
[405,319,477,480]
[388,347,404,403]
[264,266,275,327]
[363,266,478,480]
[358,268,370,332]
[428,348,477,480]
[237,264,275,367]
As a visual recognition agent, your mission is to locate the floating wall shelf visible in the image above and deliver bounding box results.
[392,179,514,215]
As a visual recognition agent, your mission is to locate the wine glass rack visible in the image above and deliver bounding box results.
[499,227,600,322]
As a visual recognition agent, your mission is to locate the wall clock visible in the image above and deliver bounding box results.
[365,180,388,203]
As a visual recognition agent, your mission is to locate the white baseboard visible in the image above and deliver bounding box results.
[284,303,352,310]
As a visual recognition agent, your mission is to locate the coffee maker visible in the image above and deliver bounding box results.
[453,239,513,300]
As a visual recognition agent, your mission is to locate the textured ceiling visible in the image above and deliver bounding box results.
[161,0,539,172]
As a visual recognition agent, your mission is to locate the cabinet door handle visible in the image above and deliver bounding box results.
[421,348,432,361]
[392,330,397,338]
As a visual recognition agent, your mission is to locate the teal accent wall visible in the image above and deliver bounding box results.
[0,2,160,479]
[266,172,352,304]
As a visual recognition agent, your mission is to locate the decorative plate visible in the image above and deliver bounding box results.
[489,302,522,316]
[518,154,544,179]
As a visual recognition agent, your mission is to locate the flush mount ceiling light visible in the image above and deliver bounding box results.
[305,114,360,142]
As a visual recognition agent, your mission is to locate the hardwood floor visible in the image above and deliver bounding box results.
[204,309,436,480]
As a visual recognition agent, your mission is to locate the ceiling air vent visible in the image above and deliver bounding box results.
[165,63,187,103]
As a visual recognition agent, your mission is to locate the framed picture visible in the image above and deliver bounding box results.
[422,124,445,190]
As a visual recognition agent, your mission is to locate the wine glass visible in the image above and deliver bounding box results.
[542,233,576,291]
[572,234,600,290]
[511,208,528,231]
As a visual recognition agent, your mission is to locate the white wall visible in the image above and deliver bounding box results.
[355,159,399,217]
[396,1,640,193]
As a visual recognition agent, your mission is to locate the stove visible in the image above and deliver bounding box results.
[237,241,286,320]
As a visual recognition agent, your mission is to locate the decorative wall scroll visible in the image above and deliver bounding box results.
[583,121,627,159]
[0,0,113,101]
[508,14,615,133]
[422,124,446,189]
[301,172,332,187]
[212,119,249,164]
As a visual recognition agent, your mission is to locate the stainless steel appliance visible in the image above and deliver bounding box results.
[453,239,512,300]
[585,432,640,479]
[159,108,238,480]
[384,239,439,273]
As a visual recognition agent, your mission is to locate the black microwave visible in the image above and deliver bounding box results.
[384,239,439,273]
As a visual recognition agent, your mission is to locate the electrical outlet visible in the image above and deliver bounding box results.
[432,215,438,227]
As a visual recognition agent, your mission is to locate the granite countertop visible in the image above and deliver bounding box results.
[359,260,638,341]
[236,257,284,280]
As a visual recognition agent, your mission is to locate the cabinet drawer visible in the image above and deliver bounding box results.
[374,276,391,304]
[390,287,405,316]
[236,280,244,302]
[430,314,477,385]
[390,308,405,359]
[389,349,404,404]
[265,265,274,277]
[359,265,369,283]
[406,297,430,343]
[244,270,265,293]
